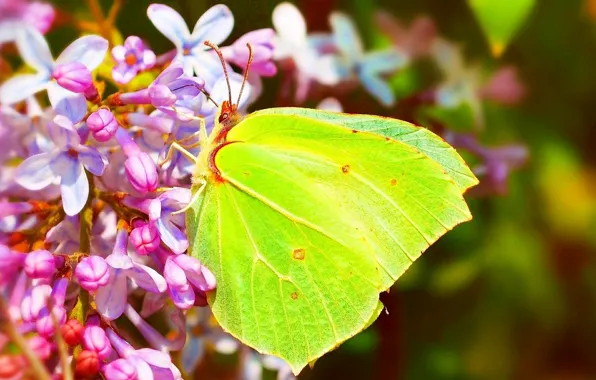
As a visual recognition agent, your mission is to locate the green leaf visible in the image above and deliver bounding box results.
[467,0,535,57]
[187,110,477,374]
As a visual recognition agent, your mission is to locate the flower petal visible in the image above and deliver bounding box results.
[147,4,190,50]
[134,349,171,368]
[153,62,183,86]
[329,12,363,61]
[0,74,48,105]
[360,49,408,75]
[156,219,188,254]
[169,284,195,310]
[359,71,395,107]
[190,4,234,46]
[112,63,138,84]
[317,97,343,112]
[158,188,192,211]
[272,2,306,46]
[128,356,155,380]
[47,82,87,123]
[172,255,216,292]
[128,263,167,293]
[78,145,108,176]
[15,152,56,190]
[59,161,88,216]
[111,45,126,62]
[15,27,53,74]
[48,114,80,148]
[55,35,108,70]
[95,269,127,320]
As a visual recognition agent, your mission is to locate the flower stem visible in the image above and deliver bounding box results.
[49,298,73,380]
[79,170,94,255]
[106,0,124,28]
[85,0,110,42]
[74,171,94,323]
[0,296,51,380]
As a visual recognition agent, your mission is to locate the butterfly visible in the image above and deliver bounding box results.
[171,41,478,375]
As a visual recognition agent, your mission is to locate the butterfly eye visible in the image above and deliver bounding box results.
[219,113,229,122]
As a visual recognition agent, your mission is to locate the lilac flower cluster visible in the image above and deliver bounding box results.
[0,1,527,379]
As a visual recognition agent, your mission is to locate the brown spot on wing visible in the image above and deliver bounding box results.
[291,292,298,300]
[341,165,350,174]
[390,178,397,186]
[292,248,305,260]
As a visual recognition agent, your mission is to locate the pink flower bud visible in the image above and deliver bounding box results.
[27,336,52,360]
[24,250,56,279]
[130,222,160,255]
[83,326,112,360]
[87,109,119,142]
[36,307,66,337]
[52,62,93,93]
[103,358,137,380]
[125,152,158,194]
[75,256,111,292]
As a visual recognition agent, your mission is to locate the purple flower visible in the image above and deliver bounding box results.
[83,325,112,360]
[23,249,56,279]
[124,304,186,351]
[87,108,119,142]
[114,63,204,110]
[103,358,138,380]
[272,2,340,95]
[130,221,160,256]
[147,3,233,83]
[222,28,277,77]
[114,127,158,194]
[95,228,167,320]
[75,255,111,292]
[0,27,107,122]
[0,1,55,45]
[329,12,408,107]
[112,36,156,84]
[35,278,68,337]
[163,253,216,310]
[51,62,92,93]
[126,188,191,254]
[107,329,182,380]
[20,284,51,324]
[14,115,108,216]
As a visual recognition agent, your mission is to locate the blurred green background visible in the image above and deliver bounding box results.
[42,0,596,378]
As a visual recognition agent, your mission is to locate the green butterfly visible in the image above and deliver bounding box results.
[173,44,478,375]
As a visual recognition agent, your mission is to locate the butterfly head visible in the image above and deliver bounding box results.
[218,100,241,129]
[204,40,253,134]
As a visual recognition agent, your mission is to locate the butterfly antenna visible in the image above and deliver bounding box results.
[200,88,219,107]
[236,43,253,106]
[204,40,232,106]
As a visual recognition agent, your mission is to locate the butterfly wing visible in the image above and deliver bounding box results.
[252,107,479,192]
[187,113,474,374]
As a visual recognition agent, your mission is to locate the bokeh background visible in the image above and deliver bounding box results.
[14,0,596,378]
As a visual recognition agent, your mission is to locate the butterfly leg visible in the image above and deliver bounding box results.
[158,142,199,167]
[172,178,206,215]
